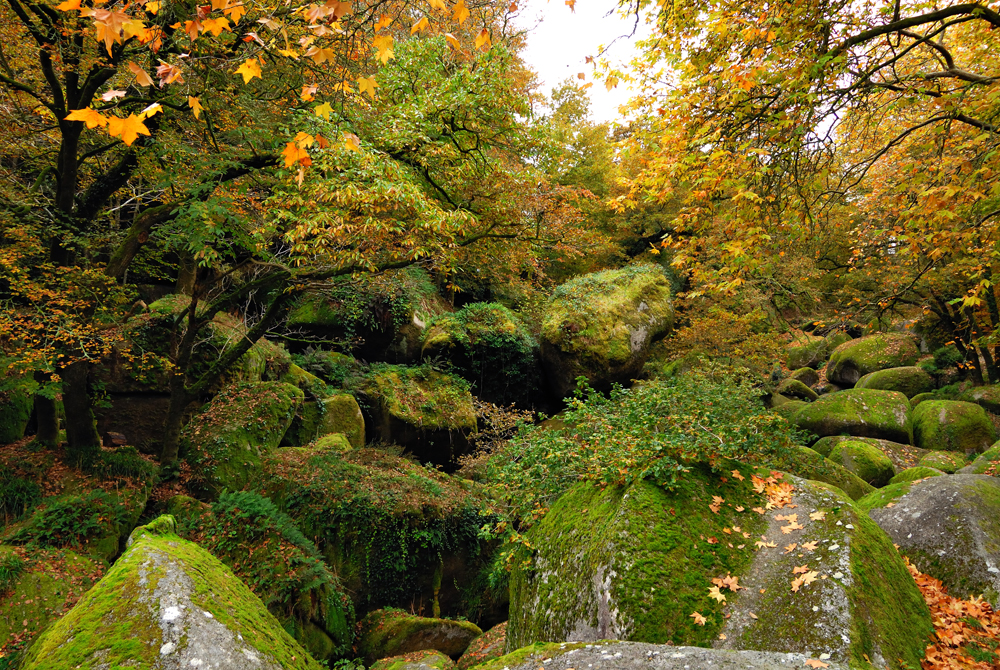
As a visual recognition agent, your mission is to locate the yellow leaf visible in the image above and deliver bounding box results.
[374,14,392,30]
[689,612,706,626]
[475,28,490,50]
[357,76,377,99]
[301,84,318,101]
[428,0,445,10]
[314,102,333,120]
[373,35,394,63]
[145,0,160,13]
[55,0,81,10]
[294,132,315,148]
[224,2,245,23]
[707,586,726,603]
[65,108,108,129]
[445,33,462,50]
[106,114,150,146]
[605,75,619,91]
[808,510,826,521]
[305,47,336,64]
[282,141,309,168]
[235,58,261,84]
[201,16,230,36]
[410,16,429,34]
[139,102,162,119]
[188,96,203,119]
[804,660,829,668]
[128,61,154,87]
[279,49,300,59]
[343,132,360,152]
[565,0,575,8]
[452,0,469,24]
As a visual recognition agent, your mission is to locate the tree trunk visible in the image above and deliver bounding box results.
[176,252,197,295]
[61,360,101,465]
[158,376,194,468]
[32,371,59,447]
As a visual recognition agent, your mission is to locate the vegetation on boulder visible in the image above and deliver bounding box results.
[855,366,935,399]
[827,440,895,487]
[911,400,998,455]
[919,451,970,474]
[357,609,482,664]
[825,334,920,387]
[792,389,913,445]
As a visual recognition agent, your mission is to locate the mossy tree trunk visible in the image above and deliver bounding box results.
[32,371,59,447]
[61,361,101,463]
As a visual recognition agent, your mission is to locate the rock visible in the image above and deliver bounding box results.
[783,446,875,501]
[959,442,1000,475]
[95,394,172,455]
[102,431,127,447]
[772,400,807,422]
[792,389,912,444]
[179,491,355,661]
[314,432,353,452]
[788,368,819,387]
[866,475,1000,606]
[181,381,304,498]
[827,440,894,487]
[280,363,330,399]
[855,366,934,399]
[785,335,828,370]
[507,466,929,667]
[421,303,541,407]
[371,650,455,670]
[918,450,969,474]
[540,265,674,398]
[0,546,105,659]
[253,445,502,620]
[959,385,1000,414]
[889,467,945,485]
[911,400,997,454]
[318,393,366,447]
[19,515,324,670]
[910,392,937,407]
[826,334,921,387]
[815,382,842,395]
[809,436,927,472]
[358,609,482,664]
[0,374,36,444]
[285,268,447,363]
[456,622,506,670]
[825,330,853,351]
[357,365,477,467]
[775,378,818,401]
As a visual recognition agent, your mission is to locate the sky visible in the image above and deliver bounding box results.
[513,0,650,124]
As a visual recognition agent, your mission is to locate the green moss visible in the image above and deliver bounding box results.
[19,515,323,670]
[959,385,1000,414]
[370,650,455,670]
[911,392,938,406]
[828,441,895,487]
[963,442,1000,475]
[826,333,921,386]
[281,364,331,399]
[318,394,366,448]
[810,435,927,473]
[362,365,476,433]
[889,467,945,485]
[793,389,913,445]
[315,433,353,452]
[783,446,875,501]
[855,366,935,399]
[855,482,913,512]
[476,642,587,670]
[357,609,481,663]
[0,375,36,444]
[776,378,818,401]
[180,381,304,498]
[789,367,820,386]
[912,400,998,454]
[772,399,807,421]
[421,303,540,406]
[918,450,969,473]
[785,334,828,370]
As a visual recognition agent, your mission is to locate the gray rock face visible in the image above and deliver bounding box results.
[868,475,1000,605]
[492,641,847,670]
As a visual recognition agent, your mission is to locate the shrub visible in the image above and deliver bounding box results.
[0,550,25,593]
[9,491,125,548]
[86,446,157,482]
[0,468,42,524]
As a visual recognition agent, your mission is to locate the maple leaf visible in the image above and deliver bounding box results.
[294,132,315,148]
[690,611,706,626]
[752,507,765,515]
[343,132,361,152]
[793,565,809,574]
[723,528,731,535]
[453,0,469,24]
[445,33,462,51]
[801,571,819,586]
[804,661,829,669]
[107,114,150,146]
[707,586,726,603]
[235,59,261,84]
[731,469,745,481]
[282,142,309,168]
[410,16,429,34]
[101,90,126,101]
[374,14,392,30]
[801,541,819,552]
[475,28,491,50]
[188,96,203,119]
[128,61,155,87]
[139,103,162,119]
[428,0,446,10]
[735,505,745,512]
[783,543,797,554]
[373,35,394,63]
[357,76,377,99]
[65,108,108,129]
[809,510,826,521]
[225,2,246,23]
[156,61,184,87]
[706,536,719,545]
[314,102,333,120]
[301,84,319,101]
[55,0,81,10]
[201,17,230,36]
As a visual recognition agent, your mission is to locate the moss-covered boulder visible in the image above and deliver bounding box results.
[827,440,895,487]
[456,621,505,670]
[357,365,476,467]
[792,389,912,444]
[785,334,828,370]
[889,467,945,485]
[253,445,502,621]
[825,333,920,387]
[480,641,849,670]
[959,385,1000,414]
[284,392,365,448]
[918,450,968,473]
[959,442,1000,475]
[507,467,929,667]
[789,368,819,387]
[910,392,937,406]
[855,366,934,399]
[286,268,448,363]
[783,446,875,501]
[421,303,541,407]
[809,435,926,472]
[314,432,353,452]
[179,492,354,661]
[0,546,105,660]
[19,515,324,670]
[867,475,1000,606]
[540,265,674,398]
[911,400,997,454]
[358,609,482,664]
[772,399,807,422]
[775,378,818,401]
[371,650,455,670]
[0,374,36,444]
[181,381,303,498]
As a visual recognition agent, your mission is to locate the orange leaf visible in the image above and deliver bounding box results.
[106,114,150,146]
[65,108,108,129]
[188,96,203,119]
[234,58,261,84]
[128,61,155,87]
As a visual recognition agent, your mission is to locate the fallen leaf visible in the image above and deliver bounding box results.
[690,611,706,626]
[793,565,809,574]
[809,510,826,521]
[801,541,819,552]
[731,470,745,481]
[804,661,829,668]
[708,586,726,603]
[783,543,797,554]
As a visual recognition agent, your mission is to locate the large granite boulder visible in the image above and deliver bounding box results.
[959,385,1000,414]
[357,609,482,664]
[19,515,323,669]
[421,303,541,407]
[456,621,506,669]
[792,389,912,444]
[356,364,477,467]
[180,381,303,498]
[507,465,930,668]
[959,442,1000,475]
[827,440,894,487]
[855,366,934,399]
[540,265,673,398]
[826,334,920,387]
[810,435,926,473]
[775,378,817,401]
[371,650,455,670]
[911,400,997,455]
[782,446,875,501]
[865,475,1000,606]
[785,335,828,370]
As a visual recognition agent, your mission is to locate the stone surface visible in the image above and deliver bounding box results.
[358,610,482,664]
[775,378,818,401]
[318,393,366,447]
[784,446,875,501]
[540,265,674,398]
[889,467,945,485]
[456,621,506,670]
[918,450,969,474]
[19,515,323,670]
[0,375,35,444]
[867,475,1000,606]
[825,334,920,387]
[959,442,1000,475]
[785,335,828,370]
[855,366,935,399]
[827,440,895,487]
[792,389,912,444]
[911,400,998,455]
[789,368,820,387]
[810,435,926,473]
[959,385,1000,414]
[371,650,455,670]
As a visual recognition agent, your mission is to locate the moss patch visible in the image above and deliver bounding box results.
[889,467,945,485]
[785,334,828,370]
[918,450,969,474]
[963,443,1000,475]
[826,333,920,386]
[855,366,935,399]
[370,649,455,670]
[856,482,914,513]
[357,609,482,663]
[477,642,587,670]
[0,375,36,444]
[793,389,912,444]
[783,446,875,501]
[828,441,895,487]
[911,400,997,455]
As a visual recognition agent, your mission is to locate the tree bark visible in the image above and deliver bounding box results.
[32,371,59,447]
[60,360,101,464]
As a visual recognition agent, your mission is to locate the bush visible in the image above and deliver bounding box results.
[0,550,25,593]
[86,446,157,482]
[0,468,42,524]
[920,345,965,376]
[487,363,807,526]
[9,491,125,549]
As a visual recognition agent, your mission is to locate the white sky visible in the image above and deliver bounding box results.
[513,0,650,124]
